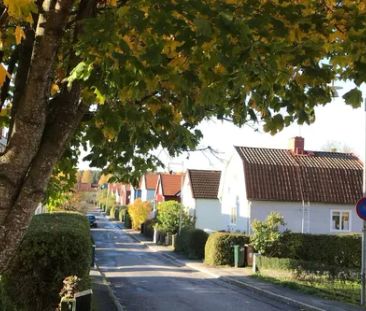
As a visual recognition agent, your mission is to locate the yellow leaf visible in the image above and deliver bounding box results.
[4,0,37,22]
[0,64,11,87]
[15,26,26,45]
[106,0,117,7]
[50,83,59,96]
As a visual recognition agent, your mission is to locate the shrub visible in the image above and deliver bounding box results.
[124,210,132,229]
[251,212,285,255]
[156,201,193,234]
[143,219,156,239]
[109,206,116,219]
[1,213,92,311]
[175,228,208,259]
[118,206,127,222]
[128,199,152,230]
[114,206,121,220]
[205,232,250,266]
[268,232,361,269]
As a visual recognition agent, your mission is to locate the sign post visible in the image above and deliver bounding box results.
[356,198,366,305]
[359,99,366,306]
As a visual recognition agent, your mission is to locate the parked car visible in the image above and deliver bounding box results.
[86,214,97,228]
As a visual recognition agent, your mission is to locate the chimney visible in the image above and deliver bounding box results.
[289,136,304,155]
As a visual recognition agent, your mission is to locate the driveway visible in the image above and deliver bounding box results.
[90,211,301,311]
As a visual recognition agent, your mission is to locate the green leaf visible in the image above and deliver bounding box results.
[342,88,363,108]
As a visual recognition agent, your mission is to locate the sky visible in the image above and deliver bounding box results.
[79,81,366,172]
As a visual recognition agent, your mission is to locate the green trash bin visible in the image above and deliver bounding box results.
[234,245,245,268]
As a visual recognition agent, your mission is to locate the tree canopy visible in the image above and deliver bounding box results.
[0,0,366,271]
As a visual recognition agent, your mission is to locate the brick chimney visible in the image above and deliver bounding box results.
[289,136,305,155]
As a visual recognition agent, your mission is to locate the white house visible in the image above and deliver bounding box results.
[140,173,158,203]
[181,169,223,232]
[219,137,363,234]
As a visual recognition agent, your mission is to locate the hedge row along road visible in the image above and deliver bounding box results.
[90,208,301,311]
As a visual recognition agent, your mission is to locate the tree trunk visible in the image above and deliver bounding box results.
[0,0,77,273]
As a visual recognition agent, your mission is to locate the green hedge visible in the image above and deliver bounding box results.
[205,232,250,266]
[175,228,208,259]
[269,233,361,269]
[124,210,132,229]
[1,213,92,311]
[142,219,156,239]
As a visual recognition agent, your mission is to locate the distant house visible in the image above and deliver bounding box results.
[130,183,142,202]
[77,183,97,192]
[140,173,159,203]
[219,137,363,234]
[155,173,182,204]
[108,183,130,206]
[181,169,222,231]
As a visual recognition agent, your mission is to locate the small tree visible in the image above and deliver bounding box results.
[156,201,193,234]
[251,212,286,255]
[128,199,152,230]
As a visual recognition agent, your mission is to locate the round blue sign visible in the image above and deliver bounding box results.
[356,198,366,220]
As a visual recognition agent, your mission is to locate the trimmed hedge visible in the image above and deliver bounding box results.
[175,228,208,259]
[205,232,250,266]
[1,213,92,311]
[142,219,156,239]
[124,210,132,229]
[269,233,361,269]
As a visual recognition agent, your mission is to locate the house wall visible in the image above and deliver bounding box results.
[219,152,250,233]
[181,174,196,216]
[195,198,224,232]
[249,200,363,234]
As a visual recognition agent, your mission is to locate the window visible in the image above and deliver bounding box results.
[331,210,350,232]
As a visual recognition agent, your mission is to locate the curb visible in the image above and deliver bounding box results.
[94,264,126,311]
[124,229,326,311]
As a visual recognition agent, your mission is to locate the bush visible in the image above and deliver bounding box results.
[1,213,92,311]
[114,206,121,220]
[205,232,250,266]
[124,210,132,229]
[175,228,208,259]
[268,232,361,269]
[156,201,193,234]
[118,206,127,222]
[143,219,156,239]
[251,212,285,255]
[128,199,151,230]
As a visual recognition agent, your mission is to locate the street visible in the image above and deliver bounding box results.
[91,211,301,311]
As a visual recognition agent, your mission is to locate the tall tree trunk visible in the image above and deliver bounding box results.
[0,0,74,272]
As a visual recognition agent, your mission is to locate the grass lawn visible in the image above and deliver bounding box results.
[251,271,361,305]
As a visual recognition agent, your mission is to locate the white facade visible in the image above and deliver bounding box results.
[140,177,155,203]
[181,172,225,232]
[219,149,363,235]
[250,200,362,234]
[219,152,250,233]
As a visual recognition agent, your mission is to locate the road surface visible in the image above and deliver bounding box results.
[91,211,301,311]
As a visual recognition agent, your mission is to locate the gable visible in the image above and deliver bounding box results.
[188,169,221,199]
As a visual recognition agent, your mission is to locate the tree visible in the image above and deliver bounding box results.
[127,198,151,230]
[251,212,286,256]
[156,201,193,234]
[80,170,93,184]
[0,1,366,272]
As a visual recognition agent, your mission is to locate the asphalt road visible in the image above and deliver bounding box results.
[91,211,301,311]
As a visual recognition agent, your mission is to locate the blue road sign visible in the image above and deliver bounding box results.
[356,198,366,221]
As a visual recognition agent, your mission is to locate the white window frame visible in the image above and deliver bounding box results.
[230,206,237,225]
[330,209,351,232]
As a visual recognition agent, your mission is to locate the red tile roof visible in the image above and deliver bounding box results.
[160,173,182,196]
[188,169,221,199]
[144,173,159,190]
[235,146,363,204]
